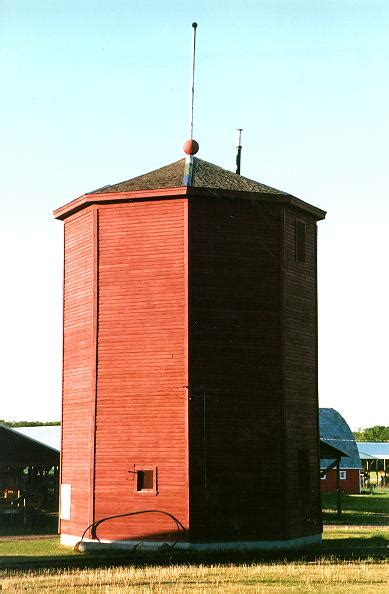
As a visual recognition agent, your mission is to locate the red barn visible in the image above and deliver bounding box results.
[54,156,326,550]
[319,408,361,494]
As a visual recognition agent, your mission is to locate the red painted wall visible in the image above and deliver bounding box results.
[59,189,323,544]
[320,470,360,494]
[61,199,189,541]
[61,209,95,536]
[94,199,189,541]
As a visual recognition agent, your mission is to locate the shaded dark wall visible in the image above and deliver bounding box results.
[188,196,285,541]
[282,209,322,538]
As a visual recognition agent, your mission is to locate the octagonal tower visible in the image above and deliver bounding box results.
[55,156,325,549]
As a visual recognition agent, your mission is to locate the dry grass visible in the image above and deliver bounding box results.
[1,560,388,592]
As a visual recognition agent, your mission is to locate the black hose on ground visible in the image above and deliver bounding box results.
[74,509,186,553]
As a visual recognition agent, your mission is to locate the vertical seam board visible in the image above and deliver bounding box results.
[184,198,190,534]
[280,206,289,539]
[283,208,321,537]
[313,222,322,528]
[88,207,99,532]
[59,222,66,534]
[62,208,95,535]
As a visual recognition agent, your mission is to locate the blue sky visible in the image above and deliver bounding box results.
[0,1,388,428]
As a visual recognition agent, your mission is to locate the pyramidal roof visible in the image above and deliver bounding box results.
[90,157,289,196]
[54,156,326,221]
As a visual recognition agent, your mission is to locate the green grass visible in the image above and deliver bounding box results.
[0,530,387,592]
[321,492,389,525]
[0,493,387,592]
[320,527,389,553]
[0,527,387,561]
[0,537,72,559]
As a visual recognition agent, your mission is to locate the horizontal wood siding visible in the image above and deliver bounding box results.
[94,200,188,541]
[283,209,322,538]
[189,197,284,542]
[320,469,360,494]
[61,210,95,536]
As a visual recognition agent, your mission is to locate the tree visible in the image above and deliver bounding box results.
[0,420,60,427]
[353,426,389,442]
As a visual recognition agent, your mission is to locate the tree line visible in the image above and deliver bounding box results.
[0,420,387,441]
[352,425,389,442]
[0,420,60,427]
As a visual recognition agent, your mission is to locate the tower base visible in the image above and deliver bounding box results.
[61,532,321,551]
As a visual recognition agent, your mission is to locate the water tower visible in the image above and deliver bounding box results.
[54,152,325,549]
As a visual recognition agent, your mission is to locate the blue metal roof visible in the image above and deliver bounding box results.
[356,442,389,460]
[319,408,361,469]
[12,426,61,452]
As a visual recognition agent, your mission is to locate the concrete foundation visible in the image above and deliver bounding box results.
[61,532,322,552]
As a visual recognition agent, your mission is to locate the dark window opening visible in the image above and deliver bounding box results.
[137,470,153,491]
[296,220,306,262]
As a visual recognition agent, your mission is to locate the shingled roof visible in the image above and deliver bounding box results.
[54,156,326,221]
[90,157,290,195]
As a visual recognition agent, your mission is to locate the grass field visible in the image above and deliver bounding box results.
[0,527,387,559]
[321,491,389,525]
[0,529,387,592]
[0,493,387,591]
[0,559,388,592]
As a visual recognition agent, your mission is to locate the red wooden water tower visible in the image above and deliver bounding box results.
[55,152,326,550]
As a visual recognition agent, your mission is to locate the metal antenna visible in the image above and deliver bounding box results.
[190,22,198,140]
[236,128,243,175]
[183,22,199,160]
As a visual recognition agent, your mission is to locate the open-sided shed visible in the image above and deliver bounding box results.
[357,442,389,487]
[0,425,60,515]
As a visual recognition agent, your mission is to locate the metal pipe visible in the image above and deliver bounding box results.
[236,128,243,174]
[336,457,342,518]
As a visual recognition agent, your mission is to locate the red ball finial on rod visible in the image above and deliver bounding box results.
[183,22,199,156]
[183,139,199,155]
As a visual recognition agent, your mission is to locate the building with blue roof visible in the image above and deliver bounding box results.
[319,408,361,494]
[357,442,389,487]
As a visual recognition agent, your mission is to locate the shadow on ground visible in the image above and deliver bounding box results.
[0,533,387,571]
[0,511,58,537]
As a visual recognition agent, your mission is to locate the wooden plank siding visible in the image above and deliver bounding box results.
[188,197,285,541]
[282,208,322,538]
[61,209,95,537]
[93,199,189,541]
[320,469,360,494]
[59,187,323,544]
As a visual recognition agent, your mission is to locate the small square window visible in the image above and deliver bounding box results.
[132,465,157,495]
[339,470,347,480]
[295,220,306,263]
[137,470,154,491]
